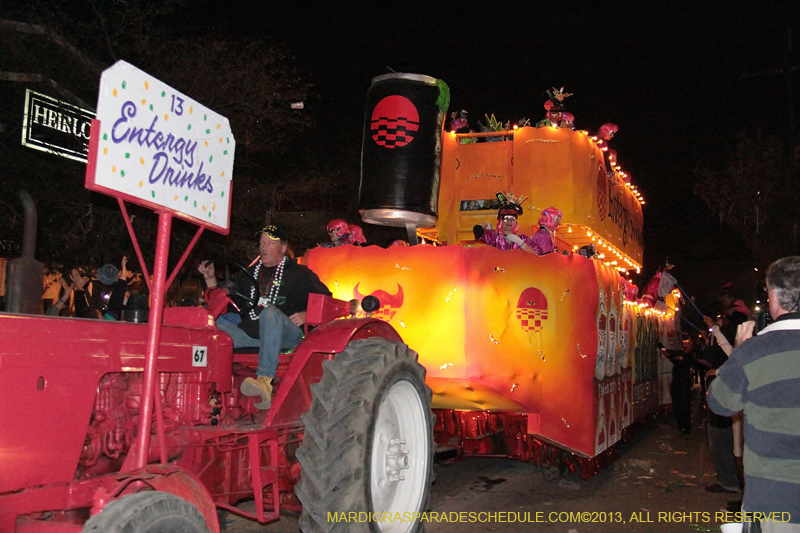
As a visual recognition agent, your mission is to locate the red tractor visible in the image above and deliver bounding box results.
[0,212,434,533]
[0,61,434,533]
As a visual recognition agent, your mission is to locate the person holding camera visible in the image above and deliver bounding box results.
[701,284,748,495]
[708,256,800,532]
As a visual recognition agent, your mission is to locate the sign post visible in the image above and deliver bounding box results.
[85,60,235,470]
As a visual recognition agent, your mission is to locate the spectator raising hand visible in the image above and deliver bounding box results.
[120,255,134,281]
[70,269,89,291]
[46,275,74,316]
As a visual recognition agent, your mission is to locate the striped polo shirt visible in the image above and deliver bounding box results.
[707,316,800,523]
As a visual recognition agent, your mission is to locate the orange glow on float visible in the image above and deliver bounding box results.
[306,243,664,457]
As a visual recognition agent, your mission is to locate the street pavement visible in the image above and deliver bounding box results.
[228,385,741,532]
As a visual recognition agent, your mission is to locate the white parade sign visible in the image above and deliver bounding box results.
[86,60,234,233]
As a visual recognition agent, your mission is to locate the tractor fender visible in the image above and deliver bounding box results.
[109,465,219,533]
[266,318,404,427]
[302,317,404,354]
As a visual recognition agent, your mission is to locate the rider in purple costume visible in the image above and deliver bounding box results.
[473,199,562,255]
[529,206,563,255]
[473,197,536,252]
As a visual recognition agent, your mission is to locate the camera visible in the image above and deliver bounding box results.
[753,310,773,335]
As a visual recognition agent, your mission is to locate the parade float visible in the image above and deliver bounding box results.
[305,73,680,477]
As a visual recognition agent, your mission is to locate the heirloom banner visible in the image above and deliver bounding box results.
[22,89,94,163]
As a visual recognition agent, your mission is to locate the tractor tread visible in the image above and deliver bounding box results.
[296,338,433,533]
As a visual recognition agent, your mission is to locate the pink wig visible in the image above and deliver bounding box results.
[598,123,619,140]
[538,207,563,232]
[327,218,349,233]
[327,218,351,243]
[348,224,366,245]
[391,239,410,247]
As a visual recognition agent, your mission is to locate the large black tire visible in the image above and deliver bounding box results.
[296,338,434,533]
[82,491,210,533]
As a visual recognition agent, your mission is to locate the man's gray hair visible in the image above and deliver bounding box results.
[766,256,800,313]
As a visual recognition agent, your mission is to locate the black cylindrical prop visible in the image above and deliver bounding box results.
[359,73,448,228]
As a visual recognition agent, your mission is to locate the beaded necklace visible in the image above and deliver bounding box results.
[248,256,286,320]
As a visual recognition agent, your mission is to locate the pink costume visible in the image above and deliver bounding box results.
[479,228,538,251]
[476,198,534,251]
[529,228,557,255]
[528,206,563,255]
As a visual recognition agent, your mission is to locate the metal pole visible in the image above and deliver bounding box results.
[118,198,153,294]
[130,211,172,470]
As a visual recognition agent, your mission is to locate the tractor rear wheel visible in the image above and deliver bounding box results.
[82,491,210,533]
[296,338,434,533]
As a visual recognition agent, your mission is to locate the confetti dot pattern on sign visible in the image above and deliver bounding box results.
[95,63,234,231]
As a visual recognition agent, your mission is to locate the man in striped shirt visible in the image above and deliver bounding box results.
[708,256,800,532]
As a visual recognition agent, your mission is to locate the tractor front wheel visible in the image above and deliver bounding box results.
[296,338,434,533]
[82,491,211,533]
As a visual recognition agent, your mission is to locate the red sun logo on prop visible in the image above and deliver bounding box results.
[371,95,420,148]
[597,164,608,221]
[516,287,548,333]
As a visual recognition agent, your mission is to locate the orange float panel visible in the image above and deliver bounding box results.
[306,245,664,457]
[435,127,643,269]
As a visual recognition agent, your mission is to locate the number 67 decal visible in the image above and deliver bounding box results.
[192,346,208,367]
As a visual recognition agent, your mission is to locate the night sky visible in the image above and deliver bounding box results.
[201,1,797,310]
